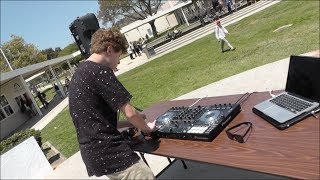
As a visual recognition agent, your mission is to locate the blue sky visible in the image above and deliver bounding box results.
[1,1,103,50]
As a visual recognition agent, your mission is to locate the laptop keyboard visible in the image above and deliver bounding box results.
[270,94,313,113]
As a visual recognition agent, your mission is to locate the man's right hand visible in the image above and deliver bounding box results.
[147,120,156,132]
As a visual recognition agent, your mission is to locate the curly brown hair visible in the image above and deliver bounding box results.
[90,28,127,54]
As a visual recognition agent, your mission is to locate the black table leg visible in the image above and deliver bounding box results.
[139,152,150,167]
[181,160,188,169]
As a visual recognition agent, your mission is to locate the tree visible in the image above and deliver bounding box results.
[40,47,62,60]
[97,0,163,37]
[0,35,46,73]
[42,48,55,60]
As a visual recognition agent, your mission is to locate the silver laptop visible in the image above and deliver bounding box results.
[253,55,320,129]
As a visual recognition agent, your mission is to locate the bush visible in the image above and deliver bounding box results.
[0,129,42,155]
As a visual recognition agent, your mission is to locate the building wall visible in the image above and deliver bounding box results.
[166,13,179,27]
[1,112,28,140]
[125,14,179,43]
[123,1,181,43]
[0,77,29,140]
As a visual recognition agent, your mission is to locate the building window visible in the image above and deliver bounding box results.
[0,95,14,120]
[0,110,5,121]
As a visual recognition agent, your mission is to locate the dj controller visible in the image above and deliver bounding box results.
[152,103,241,141]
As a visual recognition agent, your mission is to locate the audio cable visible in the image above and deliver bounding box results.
[189,95,208,107]
[234,92,255,105]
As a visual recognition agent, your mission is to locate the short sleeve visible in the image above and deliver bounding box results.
[95,68,132,112]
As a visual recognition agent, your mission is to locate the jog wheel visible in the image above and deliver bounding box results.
[155,111,176,127]
[198,110,221,125]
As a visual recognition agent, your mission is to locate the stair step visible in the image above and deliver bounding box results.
[51,157,67,170]
[47,151,61,164]
[41,141,66,169]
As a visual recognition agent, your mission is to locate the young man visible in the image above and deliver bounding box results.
[54,83,63,99]
[36,90,49,109]
[69,28,155,179]
[214,17,236,53]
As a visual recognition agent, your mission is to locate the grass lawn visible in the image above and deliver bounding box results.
[40,1,319,158]
[41,107,77,157]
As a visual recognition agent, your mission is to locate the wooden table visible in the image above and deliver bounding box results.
[135,91,320,179]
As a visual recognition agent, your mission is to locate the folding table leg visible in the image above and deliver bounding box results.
[181,160,188,169]
[139,152,150,167]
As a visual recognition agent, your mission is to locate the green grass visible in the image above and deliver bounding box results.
[40,1,319,158]
[41,107,78,157]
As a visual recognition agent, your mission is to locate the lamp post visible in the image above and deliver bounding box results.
[0,48,14,71]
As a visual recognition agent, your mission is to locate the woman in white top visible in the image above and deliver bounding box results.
[215,18,235,53]
[127,46,134,60]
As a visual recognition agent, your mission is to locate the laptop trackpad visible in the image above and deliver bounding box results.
[264,105,296,123]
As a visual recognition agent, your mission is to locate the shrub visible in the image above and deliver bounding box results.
[0,129,42,155]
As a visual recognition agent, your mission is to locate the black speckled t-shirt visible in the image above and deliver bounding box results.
[69,60,140,177]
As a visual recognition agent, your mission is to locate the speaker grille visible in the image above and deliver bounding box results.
[69,13,100,58]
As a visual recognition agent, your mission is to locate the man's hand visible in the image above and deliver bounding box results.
[147,120,156,132]
[143,120,156,139]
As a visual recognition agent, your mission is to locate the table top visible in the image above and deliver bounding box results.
[136,91,320,179]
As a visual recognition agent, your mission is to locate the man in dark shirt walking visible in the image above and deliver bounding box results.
[69,28,155,179]
[37,90,49,109]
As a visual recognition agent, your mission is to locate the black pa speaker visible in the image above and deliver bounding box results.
[69,13,100,58]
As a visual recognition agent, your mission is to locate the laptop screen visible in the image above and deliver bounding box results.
[285,55,320,102]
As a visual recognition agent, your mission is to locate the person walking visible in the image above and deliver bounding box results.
[214,17,235,53]
[69,28,156,179]
[129,42,137,58]
[226,0,233,14]
[127,46,135,60]
[54,83,63,99]
[37,91,49,109]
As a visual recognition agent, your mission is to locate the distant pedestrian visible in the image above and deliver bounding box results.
[37,91,49,109]
[212,0,223,15]
[137,41,143,51]
[127,46,135,60]
[226,0,232,13]
[65,78,70,92]
[214,17,235,53]
[234,0,239,12]
[54,83,63,99]
[20,98,33,118]
[129,42,137,57]
[133,41,141,56]
[24,95,36,116]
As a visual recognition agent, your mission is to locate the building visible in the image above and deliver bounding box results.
[0,51,80,140]
[120,0,193,43]
[120,0,212,43]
